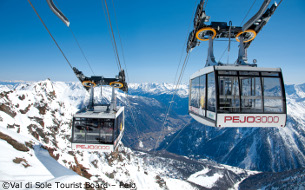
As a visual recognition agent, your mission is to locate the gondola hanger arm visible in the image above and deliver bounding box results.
[73,67,128,93]
[46,0,70,27]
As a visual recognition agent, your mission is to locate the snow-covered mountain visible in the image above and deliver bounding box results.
[0,80,257,189]
[1,80,305,189]
[158,83,305,173]
[128,83,188,97]
[0,81,189,151]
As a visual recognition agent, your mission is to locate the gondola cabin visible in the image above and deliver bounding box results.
[71,106,124,152]
[189,66,286,127]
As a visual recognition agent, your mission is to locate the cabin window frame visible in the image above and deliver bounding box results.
[189,71,215,121]
[207,72,217,119]
[72,118,115,145]
[216,70,286,114]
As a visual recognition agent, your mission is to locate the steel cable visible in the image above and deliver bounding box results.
[53,0,95,75]
[102,0,122,71]
[163,119,194,151]
[153,0,200,152]
[28,0,74,71]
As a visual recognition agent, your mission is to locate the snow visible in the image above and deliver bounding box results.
[41,175,89,190]
[0,129,88,190]
[0,132,53,184]
[34,145,76,177]
[165,178,196,190]
[0,81,90,189]
[129,83,189,97]
[0,125,32,145]
[0,85,12,92]
[239,137,258,170]
[139,141,144,148]
[187,168,223,188]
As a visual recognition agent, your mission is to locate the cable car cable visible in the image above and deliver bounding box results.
[107,0,142,148]
[68,27,95,75]
[204,0,209,9]
[124,94,140,143]
[100,1,120,71]
[214,39,237,42]
[277,0,284,6]
[153,0,199,152]
[110,0,128,75]
[240,0,257,26]
[227,21,232,64]
[102,0,122,71]
[163,119,194,151]
[27,0,74,71]
[154,52,190,151]
[99,0,142,149]
[106,0,129,90]
[154,43,191,152]
[109,0,138,139]
[222,0,259,63]
[218,46,228,63]
[173,0,199,89]
[100,3,115,66]
[52,0,96,75]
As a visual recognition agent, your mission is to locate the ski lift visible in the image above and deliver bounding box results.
[187,0,286,127]
[71,68,128,151]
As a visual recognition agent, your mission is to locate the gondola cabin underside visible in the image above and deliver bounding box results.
[189,66,287,127]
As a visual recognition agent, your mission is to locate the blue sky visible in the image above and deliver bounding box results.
[0,0,305,84]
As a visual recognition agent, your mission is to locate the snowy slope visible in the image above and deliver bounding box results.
[0,80,256,190]
[239,167,305,189]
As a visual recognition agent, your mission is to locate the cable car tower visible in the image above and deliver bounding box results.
[187,0,286,127]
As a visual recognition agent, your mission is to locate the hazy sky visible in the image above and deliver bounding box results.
[0,0,305,84]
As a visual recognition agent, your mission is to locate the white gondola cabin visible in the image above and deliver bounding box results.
[71,68,128,152]
[189,66,286,127]
[71,105,124,152]
[186,0,287,127]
